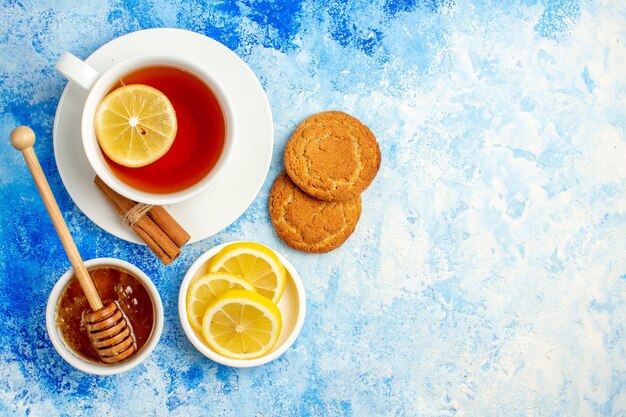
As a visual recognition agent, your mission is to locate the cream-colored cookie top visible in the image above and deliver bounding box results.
[269,172,361,253]
[284,111,381,201]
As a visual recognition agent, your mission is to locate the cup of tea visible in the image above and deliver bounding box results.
[55,51,236,205]
[46,258,164,375]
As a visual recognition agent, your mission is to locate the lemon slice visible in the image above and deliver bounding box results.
[207,242,287,304]
[94,84,177,167]
[186,272,256,332]
[202,289,282,360]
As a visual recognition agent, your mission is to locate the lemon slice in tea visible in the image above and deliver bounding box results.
[202,289,282,360]
[94,84,177,167]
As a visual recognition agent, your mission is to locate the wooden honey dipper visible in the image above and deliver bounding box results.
[11,126,137,364]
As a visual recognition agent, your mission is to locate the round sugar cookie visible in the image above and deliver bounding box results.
[284,111,381,201]
[269,172,361,253]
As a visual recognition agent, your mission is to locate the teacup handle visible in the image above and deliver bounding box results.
[55,52,101,91]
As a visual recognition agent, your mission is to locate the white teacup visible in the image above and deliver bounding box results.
[55,52,236,205]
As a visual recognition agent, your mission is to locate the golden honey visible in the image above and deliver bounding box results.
[56,266,154,363]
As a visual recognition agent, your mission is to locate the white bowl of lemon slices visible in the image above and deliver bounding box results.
[178,241,306,367]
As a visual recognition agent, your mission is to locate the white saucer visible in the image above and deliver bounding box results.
[53,29,273,244]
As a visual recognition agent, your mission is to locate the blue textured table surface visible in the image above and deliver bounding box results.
[1,1,625,416]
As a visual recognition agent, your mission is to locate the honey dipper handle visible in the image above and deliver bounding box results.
[11,126,103,311]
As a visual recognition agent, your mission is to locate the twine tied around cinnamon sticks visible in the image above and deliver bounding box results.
[94,176,190,265]
[123,203,154,228]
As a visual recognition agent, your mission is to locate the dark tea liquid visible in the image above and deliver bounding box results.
[56,266,155,363]
[103,65,226,194]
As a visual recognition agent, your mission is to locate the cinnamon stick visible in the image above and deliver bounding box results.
[94,176,189,265]
[146,206,190,247]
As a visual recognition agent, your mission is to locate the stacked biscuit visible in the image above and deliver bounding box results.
[269,111,381,253]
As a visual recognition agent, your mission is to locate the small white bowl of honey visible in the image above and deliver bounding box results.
[46,258,164,375]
